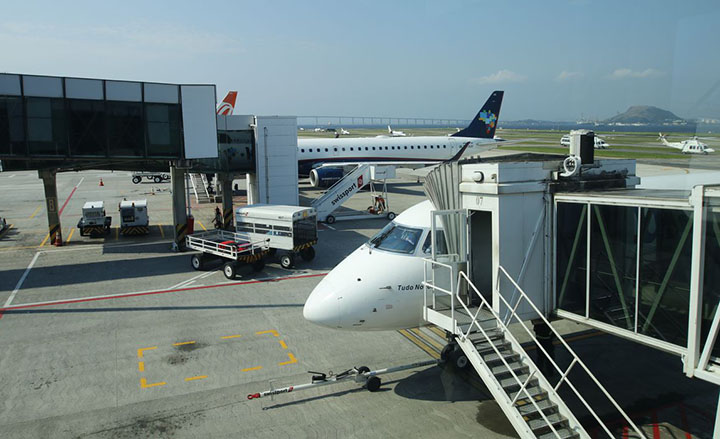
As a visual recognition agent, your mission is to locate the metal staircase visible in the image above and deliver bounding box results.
[311,164,371,223]
[423,260,647,439]
[189,173,212,204]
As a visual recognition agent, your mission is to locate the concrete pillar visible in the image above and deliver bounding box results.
[218,173,234,230]
[171,166,188,251]
[246,173,259,205]
[38,169,62,246]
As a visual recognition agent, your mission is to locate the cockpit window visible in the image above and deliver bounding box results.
[369,223,423,254]
[422,230,448,255]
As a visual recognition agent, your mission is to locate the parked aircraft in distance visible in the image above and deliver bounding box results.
[304,200,439,330]
[216,91,238,115]
[298,91,505,187]
[385,125,407,137]
[340,128,350,135]
[659,133,715,154]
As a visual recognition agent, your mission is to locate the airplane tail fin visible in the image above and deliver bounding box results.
[217,91,238,116]
[658,132,671,146]
[388,125,392,134]
[452,91,504,139]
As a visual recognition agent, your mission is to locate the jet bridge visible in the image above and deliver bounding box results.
[421,151,720,438]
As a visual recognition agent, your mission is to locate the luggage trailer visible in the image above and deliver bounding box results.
[235,205,318,269]
[186,230,270,279]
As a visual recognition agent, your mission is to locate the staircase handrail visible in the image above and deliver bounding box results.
[199,173,211,200]
[311,164,368,207]
[494,265,647,439]
[189,173,200,204]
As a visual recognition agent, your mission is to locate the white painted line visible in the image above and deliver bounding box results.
[169,271,210,290]
[7,175,16,178]
[324,224,336,231]
[76,176,85,187]
[4,252,41,308]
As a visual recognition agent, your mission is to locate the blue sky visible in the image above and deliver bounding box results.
[2,0,719,121]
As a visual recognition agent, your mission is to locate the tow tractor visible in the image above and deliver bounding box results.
[186,230,270,279]
[131,172,169,184]
[77,201,112,237]
[247,360,436,400]
[235,204,318,269]
[119,199,150,235]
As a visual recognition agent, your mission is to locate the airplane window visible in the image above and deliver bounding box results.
[404,146,407,149]
[424,145,427,149]
[372,147,376,150]
[443,145,446,148]
[411,146,414,149]
[421,230,448,254]
[334,147,338,152]
[301,149,305,153]
[350,147,354,151]
[369,222,423,254]
[391,146,395,150]
[342,147,346,151]
[365,147,369,151]
[385,147,388,150]
[325,148,328,152]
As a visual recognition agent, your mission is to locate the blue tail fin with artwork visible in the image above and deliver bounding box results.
[452,91,504,139]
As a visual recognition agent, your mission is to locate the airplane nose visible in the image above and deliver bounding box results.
[303,281,342,328]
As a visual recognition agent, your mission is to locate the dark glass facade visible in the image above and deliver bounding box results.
[107,101,144,157]
[26,97,67,156]
[145,103,181,157]
[556,202,587,315]
[700,210,720,356]
[67,99,106,156]
[0,96,25,156]
[557,201,694,348]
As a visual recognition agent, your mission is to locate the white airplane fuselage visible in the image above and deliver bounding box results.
[303,200,435,330]
[297,136,494,176]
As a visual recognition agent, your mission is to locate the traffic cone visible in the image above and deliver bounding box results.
[53,234,62,247]
[99,178,104,187]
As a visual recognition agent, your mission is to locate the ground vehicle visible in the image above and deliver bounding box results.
[186,230,270,279]
[560,135,570,147]
[235,205,318,269]
[119,199,149,235]
[77,201,112,237]
[131,172,170,184]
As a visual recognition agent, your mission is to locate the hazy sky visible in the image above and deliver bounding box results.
[2,0,719,121]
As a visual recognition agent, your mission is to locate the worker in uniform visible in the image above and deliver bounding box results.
[213,206,223,229]
[533,320,556,378]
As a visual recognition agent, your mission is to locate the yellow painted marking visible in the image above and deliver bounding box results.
[197,220,207,231]
[137,346,157,359]
[278,340,288,349]
[157,223,164,238]
[29,205,42,219]
[39,233,50,247]
[173,341,195,346]
[398,329,440,360]
[0,244,42,252]
[185,375,208,382]
[278,353,297,366]
[65,227,75,244]
[138,361,145,372]
[242,366,262,372]
[140,378,166,388]
[221,334,242,340]
[410,327,444,351]
[256,329,279,337]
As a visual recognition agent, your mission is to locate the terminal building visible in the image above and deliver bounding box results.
[0,73,299,246]
[421,133,720,438]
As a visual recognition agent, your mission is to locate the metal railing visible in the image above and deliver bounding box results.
[186,230,269,259]
[423,257,646,438]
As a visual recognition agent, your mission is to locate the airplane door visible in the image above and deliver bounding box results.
[430,209,468,302]
[468,210,493,307]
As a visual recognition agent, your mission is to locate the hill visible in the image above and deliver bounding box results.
[604,106,685,124]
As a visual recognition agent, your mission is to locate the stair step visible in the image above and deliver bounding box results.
[468,330,504,343]
[515,398,556,417]
[482,349,520,365]
[508,385,546,401]
[527,413,567,431]
[474,340,511,355]
[490,361,528,377]
[499,373,536,390]
[536,427,579,439]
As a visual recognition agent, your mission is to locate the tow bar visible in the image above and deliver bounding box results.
[247,359,436,400]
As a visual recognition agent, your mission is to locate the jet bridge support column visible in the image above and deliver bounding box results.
[38,169,63,246]
[171,166,188,251]
[218,172,234,230]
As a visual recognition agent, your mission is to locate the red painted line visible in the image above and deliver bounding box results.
[0,272,327,311]
[651,411,660,439]
[58,185,78,216]
[622,426,629,439]
[678,403,693,439]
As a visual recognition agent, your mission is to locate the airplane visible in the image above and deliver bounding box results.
[386,125,407,137]
[298,91,505,187]
[216,91,238,116]
[303,199,439,330]
[340,128,350,135]
[659,133,715,154]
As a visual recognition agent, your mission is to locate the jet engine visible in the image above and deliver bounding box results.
[309,167,344,188]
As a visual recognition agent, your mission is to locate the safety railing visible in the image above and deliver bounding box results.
[491,265,646,439]
[422,258,454,330]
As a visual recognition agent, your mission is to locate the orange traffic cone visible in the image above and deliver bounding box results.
[53,234,62,247]
[99,178,104,186]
